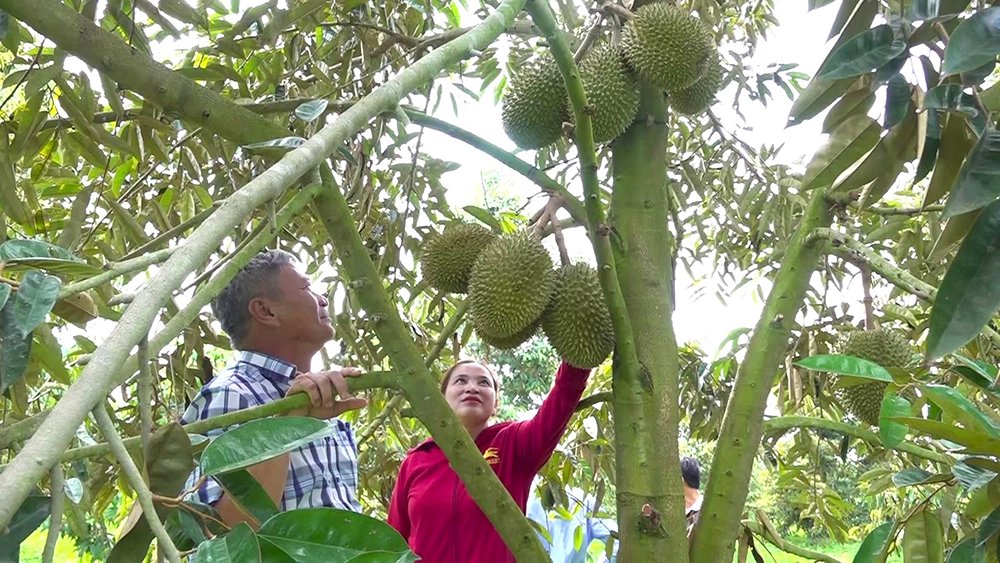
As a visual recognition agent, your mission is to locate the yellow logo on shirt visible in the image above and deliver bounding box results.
[483,447,500,465]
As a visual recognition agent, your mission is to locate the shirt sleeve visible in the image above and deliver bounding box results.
[511,361,591,472]
[179,383,262,506]
[387,454,413,540]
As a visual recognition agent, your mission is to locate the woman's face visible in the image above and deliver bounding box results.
[443,363,498,426]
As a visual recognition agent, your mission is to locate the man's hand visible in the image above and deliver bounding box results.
[285,368,368,419]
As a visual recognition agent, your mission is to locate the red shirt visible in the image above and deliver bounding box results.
[388,362,590,562]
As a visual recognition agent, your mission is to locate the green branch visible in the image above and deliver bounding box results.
[313,156,547,560]
[741,521,839,563]
[402,109,587,224]
[57,247,175,299]
[691,190,833,563]
[761,416,951,464]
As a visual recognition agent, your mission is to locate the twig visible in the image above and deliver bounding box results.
[41,464,64,563]
[57,247,174,299]
[0,40,45,118]
[138,336,153,462]
[572,14,604,63]
[92,405,181,563]
[860,264,874,330]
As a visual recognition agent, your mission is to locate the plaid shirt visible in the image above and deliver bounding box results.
[180,351,361,512]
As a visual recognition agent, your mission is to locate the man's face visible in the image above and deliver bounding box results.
[266,265,335,347]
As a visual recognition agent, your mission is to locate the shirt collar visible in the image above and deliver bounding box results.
[235,350,298,387]
[686,493,703,515]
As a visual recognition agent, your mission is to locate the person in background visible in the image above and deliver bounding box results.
[180,250,367,527]
[388,359,591,563]
[682,456,704,538]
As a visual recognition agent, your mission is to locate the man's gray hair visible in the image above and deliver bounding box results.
[212,249,295,347]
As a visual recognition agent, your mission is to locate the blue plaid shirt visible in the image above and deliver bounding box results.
[180,351,361,512]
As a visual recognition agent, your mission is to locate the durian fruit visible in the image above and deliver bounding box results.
[542,263,615,369]
[501,55,570,149]
[668,49,724,115]
[468,232,554,339]
[479,318,540,350]
[577,44,640,143]
[421,223,496,294]
[621,4,714,92]
[834,329,912,426]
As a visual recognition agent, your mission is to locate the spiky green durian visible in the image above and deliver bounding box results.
[501,55,570,149]
[468,232,554,339]
[668,49,724,115]
[576,44,640,143]
[834,329,912,426]
[542,263,615,369]
[621,4,714,92]
[420,223,497,294]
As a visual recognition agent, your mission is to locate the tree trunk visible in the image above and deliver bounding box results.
[607,86,687,561]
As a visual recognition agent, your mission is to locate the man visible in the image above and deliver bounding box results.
[682,456,703,538]
[180,250,367,526]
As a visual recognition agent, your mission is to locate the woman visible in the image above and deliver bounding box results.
[388,358,591,562]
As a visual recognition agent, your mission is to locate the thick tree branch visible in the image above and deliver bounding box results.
[762,416,951,464]
[691,191,833,563]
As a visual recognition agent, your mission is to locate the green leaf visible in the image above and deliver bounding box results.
[822,88,876,134]
[853,521,893,562]
[794,354,893,383]
[11,271,60,338]
[801,115,882,191]
[242,136,306,152]
[923,385,1000,437]
[893,468,952,487]
[294,99,328,123]
[215,469,279,525]
[787,76,859,126]
[892,417,1000,453]
[462,206,503,232]
[925,114,974,208]
[924,84,986,134]
[943,8,1000,76]
[928,200,1000,360]
[195,522,261,562]
[903,508,945,563]
[0,301,32,394]
[200,417,334,476]
[915,109,941,183]
[883,74,910,129]
[0,283,9,310]
[880,392,911,448]
[978,507,1000,547]
[943,128,1000,218]
[0,493,49,559]
[953,460,996,490]
[817,25,908,80]
[947,536,986,562]
[0,239,78,262]
[257,508,410,561]
[2,257,103,277]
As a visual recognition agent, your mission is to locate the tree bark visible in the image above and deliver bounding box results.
[608,85,687,561]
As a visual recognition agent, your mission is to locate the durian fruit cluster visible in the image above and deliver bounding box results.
[832,329,913,426]
[420,224,615,369]
[501,4,724,150]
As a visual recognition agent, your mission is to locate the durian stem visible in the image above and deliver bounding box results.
[761,416,951,464]
[690,190,833,563]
